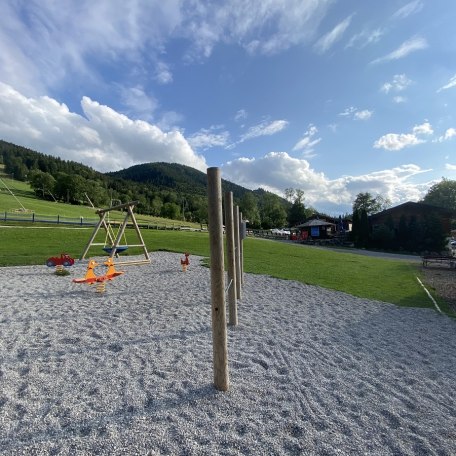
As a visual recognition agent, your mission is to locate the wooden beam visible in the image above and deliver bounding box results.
[207,167,229,391]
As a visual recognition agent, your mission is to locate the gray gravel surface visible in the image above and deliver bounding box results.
[0,252,455,455]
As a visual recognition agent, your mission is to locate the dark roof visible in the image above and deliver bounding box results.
[370,201,454,220]
[295,219,335,228]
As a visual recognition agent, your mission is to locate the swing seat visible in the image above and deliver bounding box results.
[102,245,129,254]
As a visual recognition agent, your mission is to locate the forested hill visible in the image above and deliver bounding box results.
[1,139,290,227]
[107,162,257,199]
[0,139,262,200]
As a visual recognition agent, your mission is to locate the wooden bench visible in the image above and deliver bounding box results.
[422,255,456,269]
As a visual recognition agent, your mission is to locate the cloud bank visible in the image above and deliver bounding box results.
[0,82,207,172]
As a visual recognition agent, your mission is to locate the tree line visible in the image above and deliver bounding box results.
[3,140,453,242]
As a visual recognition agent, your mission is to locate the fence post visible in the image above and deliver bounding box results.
[224,191,237,326]
[207,167,229,391]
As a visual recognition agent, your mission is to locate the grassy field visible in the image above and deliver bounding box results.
[0,224,453,316]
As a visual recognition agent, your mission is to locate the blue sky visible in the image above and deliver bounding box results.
[0,0,455,214]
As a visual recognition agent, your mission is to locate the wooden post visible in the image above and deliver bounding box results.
[239,211,244,286]
[234,205,242,301]
[207,167,229,391]
[224,191,237,326]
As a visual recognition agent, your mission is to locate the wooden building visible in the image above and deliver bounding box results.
[369,202,454,234]
[294,218,336,240]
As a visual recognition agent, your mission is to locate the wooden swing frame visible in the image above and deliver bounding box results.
[80,200,151,266]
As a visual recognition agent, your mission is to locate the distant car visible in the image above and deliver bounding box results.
[271,228,290,236]
[46,253,75,267]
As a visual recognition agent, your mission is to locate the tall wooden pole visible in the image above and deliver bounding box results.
[239,211,244,286]
[234,205,242,301]
[207,167,229,391]
[224,191,237,326]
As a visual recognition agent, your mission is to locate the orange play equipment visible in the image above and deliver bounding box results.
[73,258,124,284]
[104,257,124,279]
[180,252,190,271]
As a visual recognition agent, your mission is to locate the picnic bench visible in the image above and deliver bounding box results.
[422,255,456,269]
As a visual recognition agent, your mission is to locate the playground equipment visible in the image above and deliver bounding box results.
[72,259,100,284]
[72,258,124,285]
[181,252,190,271]
[80,201,150,266]
[46,253,75,267]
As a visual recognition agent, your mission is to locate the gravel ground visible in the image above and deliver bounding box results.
[0,252,455,455]
[421,265,456,313]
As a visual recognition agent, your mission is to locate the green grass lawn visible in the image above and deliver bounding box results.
[1,225,453,315]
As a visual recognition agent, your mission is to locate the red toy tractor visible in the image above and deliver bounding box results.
[46,253,75,267]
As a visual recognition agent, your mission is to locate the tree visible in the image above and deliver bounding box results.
[358,209,370,248]
[294,189,305,204]
[352,192,390,215]
[397,214,408,250]
[259,193,287,229]
[421,213,447,252]
[422,178,456,211]
[371,224,395,250]
[239,192,261,228]
[406,215,423,253]
[150,196,163,216]
[284,188,295,202]
[28,170,56,199]
[161,202,180,220]
[351,209,360,245]
[287,189,308,227]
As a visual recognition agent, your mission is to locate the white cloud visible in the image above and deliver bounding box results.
[222,0,334,56]
[222,152,430,212]
[371,36,428,64]
[0,1,183,96]
[339,106,372,121]
[292,124,321,156]
[354,110,373,121]
[392,0,424,20]
[374,122,451,150]
[118,85,158,120]
[393,96,407,103]
[346,28,384,49]
[339,106,357,117]
[373,133,424,151]
[438,128,456,142]
[0,0,335,95]
[314,15,353,54]
[437,74,456,92]
[238,119,289,143]
[445,163,456,171]
[156,111,185,132]
[155,61,173,85]
[188,127,230,150]
[381,74,412,93]
[0,82,207,172]
[413,121,433,135]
